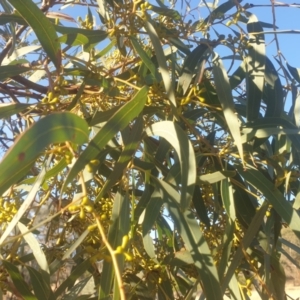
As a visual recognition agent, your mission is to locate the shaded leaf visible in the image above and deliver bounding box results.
[0,103,32,119]
[53,259,92,298]
[26,266,52,300]
[0,64,30,80]
[235,163,300,240]
[286,61,300,84]
[63,87,147,192]
[178,44,209,95]
[212,53,244,164]
[246,13,265,121]
[3,260,37,300]
[158,182,223,300]
[0,12,27,25]
[54,25,108,51]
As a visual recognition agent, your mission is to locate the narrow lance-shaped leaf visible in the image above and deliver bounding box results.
[157,181,222,300]
[8,0,61,69]
[143,17,177,111]
[26,266,51,300]
[62,87,148,192]
[264,57,284,118]
[178,44,210,95]
[246,13,266,121]
[235,163,300,240]
[18,222,50,275]
[0,65,30,81]
[99,193,130,299]
[146,121,196,210]
[212,52,244,165]
[0,103,32,119]
[286,61,300,84]
[96,117,143,201]
[0,112,89,196]
[130,36,158,79]
[2,260,38,300]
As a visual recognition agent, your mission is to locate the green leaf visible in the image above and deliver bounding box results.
[99,192,130,299]
[246,13,265,121]
[130,36,158,79]
[61,276,93,300]
[18,222,50,275]
[198,170,236,184]
[221,202,268,292]
[146,121,196,210]
[26,266,52,300]
[192,0,243,31]
[96,118,143,200]
[0,64,30,80]
[192,185,210,227]
[286,61,300,84]
[62,87,147,192]
[229,61,245,89]
[54,25,108,51]
[3,45,41,65]
[3,260,37,300]
[158,183,223,300]
[150,5,181,21]
[141,189,164,236]
[221,178,236,220]
[212,53,244,164]
[143,18,177,110]
[8,0,61,69]
[0,13,27,25]
[0,112,88,196]
[57,33,89,46]
[53,259,92,298]
[178,44,209,95]
[62,229,90,260]
[0,166,47,246]
[0,103,32,119]
[235,163,300,240]
[264,58,284,118]
[18,158,68,187]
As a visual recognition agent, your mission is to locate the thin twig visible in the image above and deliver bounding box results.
[94,213,126,300]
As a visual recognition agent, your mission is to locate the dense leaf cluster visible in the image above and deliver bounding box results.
[0,0,300,299]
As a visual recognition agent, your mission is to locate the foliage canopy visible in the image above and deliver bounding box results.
[0,0,300,299]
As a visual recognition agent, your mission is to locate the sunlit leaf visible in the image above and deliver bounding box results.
[146,121,196,210]
[8,0,61,69]
[212,52,244,164]
[18,222,50,275]
[0,112,89,196]
[99,192,130,299]
[143,17,177,110]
